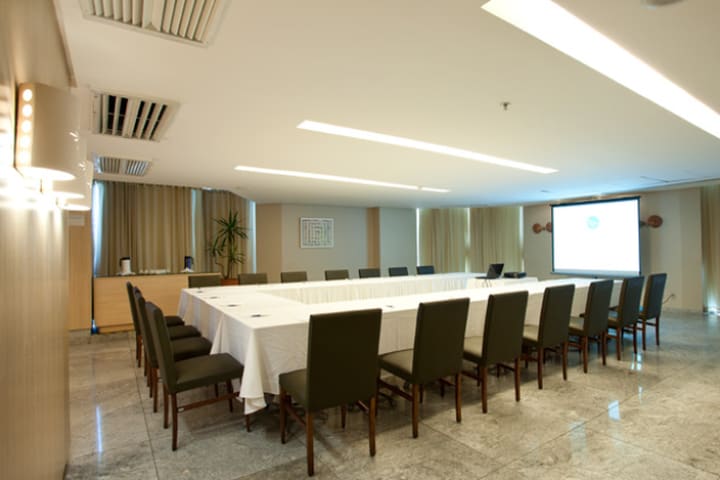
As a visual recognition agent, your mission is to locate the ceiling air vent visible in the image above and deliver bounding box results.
[95,156,152,177]
[79,0,224,45]
[92,92,177,142]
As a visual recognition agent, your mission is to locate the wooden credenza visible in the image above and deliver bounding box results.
[93,273,202,332]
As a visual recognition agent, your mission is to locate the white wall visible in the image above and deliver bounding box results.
[379,207,417,274]
[255,204,417,281]
[523,188,703,311]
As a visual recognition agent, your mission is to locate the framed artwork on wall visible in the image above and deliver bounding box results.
[300,217,334,248]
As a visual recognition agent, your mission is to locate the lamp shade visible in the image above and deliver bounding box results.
[15,83,79,182]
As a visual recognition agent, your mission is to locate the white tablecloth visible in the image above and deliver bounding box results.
[177,275,616,413]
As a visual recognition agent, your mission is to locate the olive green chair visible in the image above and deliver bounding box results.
[358,267,381,278]
[146,301,248,450]
[607,276,644,360]
[463,291,528,413]
[377,297,470,438]
[416,265,435,275]
[133,288,212,412]
[279,308,382,476]
[388,266,409,277]
[324,269,350,281]
[188,274,222,288]
[522,284,575,389]
[281,271,308,283]
[638,273,667,349]
[568,279,614,373]
[237,272,268,285]
[125,281,185,368]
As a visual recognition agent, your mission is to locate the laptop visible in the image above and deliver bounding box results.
[476,263,504,279]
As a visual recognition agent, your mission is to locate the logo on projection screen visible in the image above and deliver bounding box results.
[586,216,600,229]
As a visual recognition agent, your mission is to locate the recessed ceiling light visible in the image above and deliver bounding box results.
[297,120,557,174]
[234,165,450,193]
[483,0,720,140]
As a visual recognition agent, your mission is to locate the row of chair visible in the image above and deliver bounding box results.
[129,272,666,475]
[280,272,667,475]
[125,282,249,451]
[187,265,437,288]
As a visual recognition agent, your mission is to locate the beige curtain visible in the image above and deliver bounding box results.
[468,206,523,273]
[701,184,720,311]
[96,181,193,275]
[418,208,468,273]
[196,190,250,276]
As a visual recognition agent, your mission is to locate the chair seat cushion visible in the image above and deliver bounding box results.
[174,353,244,393]
[168,324,201,340]
[463,336,484,364]
[522,325,540,344]
[172,336,212,361]
[568,316,584,335]
[165,315,185,327]
[279,369,308,407]
[378,349,414,381]
[607,311,620,328]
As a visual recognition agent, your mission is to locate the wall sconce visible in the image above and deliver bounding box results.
[58,160,93,211]
[532,222,552,234]
[14,83,78,182]
[640,214,663,228]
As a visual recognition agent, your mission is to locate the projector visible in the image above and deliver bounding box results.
[504,272,527,279]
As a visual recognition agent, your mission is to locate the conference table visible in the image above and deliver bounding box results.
[177,273,618,414]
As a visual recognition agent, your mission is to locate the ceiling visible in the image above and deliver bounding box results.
[55,0,720,208]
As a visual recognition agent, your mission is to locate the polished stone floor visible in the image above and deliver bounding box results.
[66,311,720,479]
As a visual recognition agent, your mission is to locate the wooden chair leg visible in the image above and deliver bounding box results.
[411,383,420,438]
[582,336,588,373]
[226,380,234,412]
[245,413,251,432]
[601,332,607,365]
[562,342,568,380]
[514,357,521,402]
[641,319,647,351]
[306,411,314,476]
[455,373,462,423]
[152,368,158,413]
[341,404,347,429]
[171,393,179,451]
[481,366,488,413]
[163,385,169,429]
[656,315,661,346]
[369,395,377,457]
[279,388,287,444]
[632,325,638,354]
[537,348,544,389]
[135,334,142,368]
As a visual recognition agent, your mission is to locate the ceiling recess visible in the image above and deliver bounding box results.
[92,91,177,141]
[79,0,224,44]
[94,155,152,177]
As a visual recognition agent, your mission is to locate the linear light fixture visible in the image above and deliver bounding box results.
[234,165,450,193]
[297,120,557,174]
[482,0,720,140]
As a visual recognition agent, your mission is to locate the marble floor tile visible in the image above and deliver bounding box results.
[65,311,720,480]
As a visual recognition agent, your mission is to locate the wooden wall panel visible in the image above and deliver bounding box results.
[68,211,92,330]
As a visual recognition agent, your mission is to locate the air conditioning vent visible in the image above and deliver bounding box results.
[80,0,224,45]
[94,156,152,177]
[92,92,177,142]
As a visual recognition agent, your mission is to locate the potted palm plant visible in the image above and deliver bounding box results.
[209,210,248,284]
